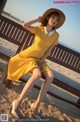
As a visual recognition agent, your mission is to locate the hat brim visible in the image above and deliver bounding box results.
[41,8,66,29]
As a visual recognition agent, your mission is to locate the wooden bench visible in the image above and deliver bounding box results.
[0,14,80,107]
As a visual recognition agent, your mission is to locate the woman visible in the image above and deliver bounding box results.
[8,8,65,119]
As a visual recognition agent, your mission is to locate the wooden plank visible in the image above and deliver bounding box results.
[0,46,16,61]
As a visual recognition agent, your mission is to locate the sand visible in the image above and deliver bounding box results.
[0,80,80,122]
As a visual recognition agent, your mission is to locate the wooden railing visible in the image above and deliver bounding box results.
[48,44,80,73]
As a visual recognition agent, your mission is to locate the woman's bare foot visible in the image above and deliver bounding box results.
[30,102,41,119]
[10,100,20,119]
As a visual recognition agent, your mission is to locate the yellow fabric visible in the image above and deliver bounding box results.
[7,25,59,81]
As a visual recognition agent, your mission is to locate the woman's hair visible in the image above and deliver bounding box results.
[42,12,60,30]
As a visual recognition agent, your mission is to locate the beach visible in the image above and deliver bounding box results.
[0,80,80,122]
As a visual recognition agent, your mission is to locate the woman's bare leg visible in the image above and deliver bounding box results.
[11,68,42,113]
[32,70,54,112]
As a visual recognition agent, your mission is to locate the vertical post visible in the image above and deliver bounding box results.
[76,98,80,108]
[1,63,8,84]
[0,0,7,14]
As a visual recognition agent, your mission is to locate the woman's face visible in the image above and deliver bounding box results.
[47,13,59,28]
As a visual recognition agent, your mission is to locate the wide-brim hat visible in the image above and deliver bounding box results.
[41,8,66,29]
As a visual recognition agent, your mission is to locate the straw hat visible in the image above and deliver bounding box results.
[41,8,66,29]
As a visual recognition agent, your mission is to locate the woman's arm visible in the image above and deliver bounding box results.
[21,17,41,33]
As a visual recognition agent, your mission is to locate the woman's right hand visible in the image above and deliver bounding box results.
[21,16,42,33]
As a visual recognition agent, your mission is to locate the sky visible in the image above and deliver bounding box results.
[3,0,80,53]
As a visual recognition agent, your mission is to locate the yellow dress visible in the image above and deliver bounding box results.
[7,25,59,81]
